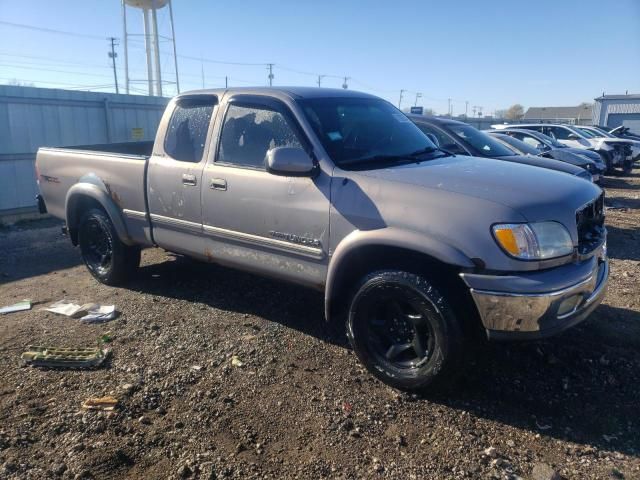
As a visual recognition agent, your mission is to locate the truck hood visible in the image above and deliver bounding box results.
[352,155,600,222]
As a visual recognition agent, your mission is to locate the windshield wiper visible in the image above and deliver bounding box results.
[339,154,419,167]
[339,146,454,168]
[408,146,456,158]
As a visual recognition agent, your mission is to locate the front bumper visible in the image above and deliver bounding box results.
[461,252,608,341]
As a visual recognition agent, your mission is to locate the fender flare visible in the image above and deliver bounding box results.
[324,227,474,321]
[65,175,133,246]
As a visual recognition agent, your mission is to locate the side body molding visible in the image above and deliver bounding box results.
[65,175,134,246]
[324,227,474,321]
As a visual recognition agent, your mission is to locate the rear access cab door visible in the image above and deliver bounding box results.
[200,93,331,289]
[146,95,218,257]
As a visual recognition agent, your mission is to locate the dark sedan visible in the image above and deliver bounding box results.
[407,115,592,182]
[486,127,606,177]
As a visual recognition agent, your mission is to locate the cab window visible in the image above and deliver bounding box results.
[218,104,302,169]
[164,96,217,162]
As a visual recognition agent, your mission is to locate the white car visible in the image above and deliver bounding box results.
[576,125,640,163]
[492,123,633,174]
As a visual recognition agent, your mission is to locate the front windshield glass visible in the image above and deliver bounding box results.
[447,124,515,157]
[494,134,538,155]
[573,127,597,138]
[299,97,436,168]
[533,131,565,148]
[589,127,614,138]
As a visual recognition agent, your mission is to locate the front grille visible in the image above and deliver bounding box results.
[576,192,605,254]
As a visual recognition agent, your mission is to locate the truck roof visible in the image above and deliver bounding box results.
[177,86,378,100]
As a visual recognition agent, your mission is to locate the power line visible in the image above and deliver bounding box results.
[0,63,114,78]
[0,20,106,40]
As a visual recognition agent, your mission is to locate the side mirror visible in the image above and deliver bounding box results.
[536,143,548,151]
[425,133,440,147]
[567,133,580,140]
[266,147,316,177]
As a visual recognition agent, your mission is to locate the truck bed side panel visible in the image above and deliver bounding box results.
[36,148,152,245]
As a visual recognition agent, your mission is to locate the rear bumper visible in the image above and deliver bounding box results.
[460,249,608,341]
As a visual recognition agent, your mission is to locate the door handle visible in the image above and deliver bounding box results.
[210,178,227,191]
[182,174,197,186]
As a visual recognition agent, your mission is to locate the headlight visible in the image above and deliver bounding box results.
[492,222,573,260]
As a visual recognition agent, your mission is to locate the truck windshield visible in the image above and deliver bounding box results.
[447,124,515,157]
[300,97,436,168]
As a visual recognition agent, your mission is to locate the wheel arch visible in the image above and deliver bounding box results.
[65,175,133,246]
[324,228,475,323]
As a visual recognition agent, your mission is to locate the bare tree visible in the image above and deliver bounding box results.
[505,104,525,120]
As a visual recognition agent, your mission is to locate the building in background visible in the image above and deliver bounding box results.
[522,104,593,125]
[0,85,168,217]
[593,94,640,133]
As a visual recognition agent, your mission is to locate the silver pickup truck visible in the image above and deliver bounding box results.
[36,87,609,391]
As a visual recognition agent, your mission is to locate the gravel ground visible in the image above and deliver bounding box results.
[0,172,639,480]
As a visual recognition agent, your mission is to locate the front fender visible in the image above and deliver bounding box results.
[324,227,474,321]
[65,177,133,246]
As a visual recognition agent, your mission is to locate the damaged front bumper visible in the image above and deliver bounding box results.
[460,247,608,340]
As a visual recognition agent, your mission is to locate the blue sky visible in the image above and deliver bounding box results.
[1,0,639,115]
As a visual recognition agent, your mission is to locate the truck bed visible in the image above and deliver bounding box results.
[36,142,152,245]
[66,141,154,157]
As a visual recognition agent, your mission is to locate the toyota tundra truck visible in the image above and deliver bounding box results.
[35,88,609,391]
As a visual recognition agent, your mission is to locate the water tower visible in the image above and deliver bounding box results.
[121,0,180,96]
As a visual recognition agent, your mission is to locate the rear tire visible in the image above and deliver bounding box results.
[623,159,633,175]
[346,270,464,392]
[78,208,140,286]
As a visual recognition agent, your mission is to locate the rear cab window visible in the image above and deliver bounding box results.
[164,96,217,163]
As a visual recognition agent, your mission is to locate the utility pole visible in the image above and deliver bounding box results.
[414,92,422,107]
[108,37,119,94]
[399,89,406,109]
[267,63,274,87]
[225,76,228,88]
[465,100,469,118]
[200,62,205,89]
[317,75,326,87]
[447,98,452,116]
[342,76,350,89]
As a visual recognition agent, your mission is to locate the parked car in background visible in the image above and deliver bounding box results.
[488,132,601,183]
[598,125,640,141]
[487,127,605,179]
[35,87,608,392]
[493,123,633,174]
[408,115,592,181]
[577,125,640,166]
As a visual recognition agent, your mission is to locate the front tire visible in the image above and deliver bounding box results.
[346,270,464,392]
[600,151,614,175]
[623,159,633,175]
[78,208,140,286]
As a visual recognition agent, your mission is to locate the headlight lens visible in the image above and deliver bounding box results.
[493,222,573,260]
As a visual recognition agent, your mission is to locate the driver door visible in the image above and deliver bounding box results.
[200,95,331,288]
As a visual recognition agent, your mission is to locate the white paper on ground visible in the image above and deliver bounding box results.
[43,300,116,322]
[80,305,116,323]
[0,299,32,314]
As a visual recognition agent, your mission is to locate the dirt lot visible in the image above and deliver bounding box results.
[1,173,639,480]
